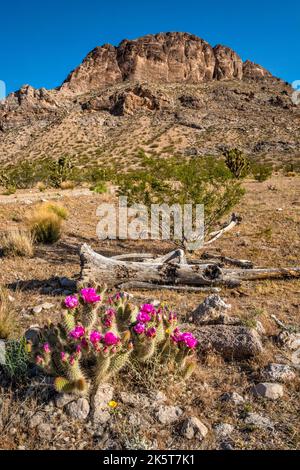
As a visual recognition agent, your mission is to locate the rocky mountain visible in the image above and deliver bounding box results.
[0,32,299,167]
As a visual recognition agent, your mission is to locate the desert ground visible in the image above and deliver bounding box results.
[0,174,299,450]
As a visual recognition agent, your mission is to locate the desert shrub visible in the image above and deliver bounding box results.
[28,209,62,244]
[37,181,47,192]
[90,182,107,194]
[2,337,29,381]
[223,148,250,179]
[1,229,35,257]
[29,286,198,394]
[60,180,75,190]
[0,287,18,339]
[283,161,300,175]
[42,202,69,220]
[2,186,17,195]
[117,155,245,237]
[49,156,74,188]
[251,163,273,182]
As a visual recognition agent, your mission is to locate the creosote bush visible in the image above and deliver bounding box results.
[251,163,273,182]
[117,154,245,236]
[29,286,198,395]
[1,229,35,257]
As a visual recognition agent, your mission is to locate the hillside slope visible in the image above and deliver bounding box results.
[0,32,299,167]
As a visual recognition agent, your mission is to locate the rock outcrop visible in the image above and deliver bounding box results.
[59,32,272,94]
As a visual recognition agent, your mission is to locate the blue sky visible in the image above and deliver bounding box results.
[0,0,299,95]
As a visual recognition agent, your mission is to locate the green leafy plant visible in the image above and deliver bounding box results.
[90,182,107,194]
[251,163,273,182]
[117,155,244,238]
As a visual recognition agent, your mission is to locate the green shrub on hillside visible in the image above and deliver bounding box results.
[251,163,273,182]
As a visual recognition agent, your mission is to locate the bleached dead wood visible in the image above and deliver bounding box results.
[80,244,225,288]
[203,213,241,246]
[80,244,300,290]
[198,252,254,269]
[118,281,221,293]
[222,267,300,281]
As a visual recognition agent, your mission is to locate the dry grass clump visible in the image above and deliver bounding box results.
[0,287,18,339]
[28,209,62,244]
[1,229,35,257]
[36,181,47,192]
[60,180,75,190]
[42,202,69,220]
[28,202,68,244]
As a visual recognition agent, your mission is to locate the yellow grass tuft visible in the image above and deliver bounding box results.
[28,208,62,244]
[60,180,75,190]
[1,229,35,257]
[0,287,18,339]
[42,202,69,220]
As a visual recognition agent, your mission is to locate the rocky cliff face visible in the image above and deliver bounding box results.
[0,32,298,166]
[59,32,272,94]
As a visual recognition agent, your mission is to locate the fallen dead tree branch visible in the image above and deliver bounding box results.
[118,281,221,293]
[203,213,241,246]
[198,252,254,269]
[80,244,300,289]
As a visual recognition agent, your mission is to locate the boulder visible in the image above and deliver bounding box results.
[156,405,183,425]
[195,325,263,360]
[244,412,274,430]
[190,294,232,325]
[261,363,296,383]
[220,391,245,405]
[92,383,114,424]
[65,397,90,421]
[180,417,208,440]
[250,382,284,400]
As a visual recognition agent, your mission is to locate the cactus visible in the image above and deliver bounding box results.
[109,349,132,376]
[49,155,74,188]
[29,286,198,395]
[224,148,249,179]
[62,312,76,334]
[94,353,111,385]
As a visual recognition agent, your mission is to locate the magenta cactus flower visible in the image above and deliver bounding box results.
[133,322,146,334]
[90,330,102,344]
[69,355,75,366]
[170,327,181,343]
[81,287,101,304]
[137,311,152,323]
[145,327,157,338]
[81,338,88,349]
[60,351,67,362]
[179,332,198,349]
[43,343,51,354]
[140,303,156,315]
[69,325,85,339]
[35,355,43,365]
[64,295,79,309]
[105,308,116,317]
[104,317,113,328]
[103,331,119,346]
